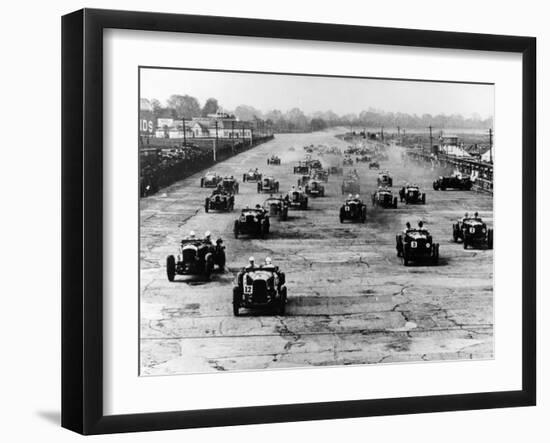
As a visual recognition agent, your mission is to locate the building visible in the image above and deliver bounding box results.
[156,110,254,140]
[139,99,154,136]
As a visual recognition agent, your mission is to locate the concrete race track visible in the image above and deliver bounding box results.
[140,130,493,375]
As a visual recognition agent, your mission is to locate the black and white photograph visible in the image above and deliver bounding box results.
[139,68,495,376]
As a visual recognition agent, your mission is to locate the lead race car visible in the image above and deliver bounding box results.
[433,174,473,190]
[234,206,270,238]
[396,223,439,266]
[453,213,493,249]
[339,195,367,223]
[263,195,289,221]
[233,260,287,316]
[200,171,223,188]
[399,184,426,204]
[243,169,262,182]
[166,236,225,281]
[204,187,234,212]
[372,187,398,208]
[257,176,280,193]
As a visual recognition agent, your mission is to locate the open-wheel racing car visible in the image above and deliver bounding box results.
[166,237,225,281]
[257,176,280,193]
[312,168,329,182]
[205,188,234,212]
[293,161,310,174]
[233,263,287,316]
[343,156,354,166]
[234,207,270,238]
[399,185,426,204]
[328,165,343,175]
[200,171,222,188]
[267,155,281,165]
[377,171,393,187]
[305,179,325,197]
[220,176,239,194]
[356,155,371,163]
[297,174,311,187]
[372,187,398,208]
[243,169,262,182]
[286,187,309,210]
[433,174,473,191]
[339,196,367,223]
[453,213,493,249]
[341,178,360,195]
[263,195,289,221]
[368,161,380,170]
[396,225,439,266]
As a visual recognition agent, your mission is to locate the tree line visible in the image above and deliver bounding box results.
[143,95,493,133]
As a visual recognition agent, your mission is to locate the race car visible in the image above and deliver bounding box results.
[234,207,270,238]
[297,174,311,188]
[328,165,343,175]
[233,263,287,316]
[396,225,439,266]
[243,169,262,182]
[267,155,281,165]
[342,178,360,195]
[377,171,393,187]
[205,189,234,212]
[307,159,323,170]
[343,156,354,166]
[368,161,380,170]
[293,161,310,174]
[339,196,367,223]
[305,179,325,197]
[372,187,398,208]
[257,176,280,193]
[399,185,426,204]
[166,237,225,281]
[220,176,239,194]
[453,214,493,249]
[200,171,222,188]
[263,195,289,221]
[312,168,329,182]
[286,188,309,210]
[433,174,473,190]
[356,155,371,163]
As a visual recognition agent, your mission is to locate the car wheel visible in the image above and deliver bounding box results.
[233,221,239,239]
[166,255,176,282]
[433,182,438,190]
[403,251,409,266]
[463,239,468,249]
[422,193,426,204]
[488,229,494,249]
[393,197,398,208]
[432,244,439,265]
[243,174,246,182]
[257,183,261,193]
[232,287,241,316]
[204,256,213,280]
[218,250,226,271]
[278,287,287,316]
[453,227,459,242]
[200,179,204,187]
[204,199,209,213]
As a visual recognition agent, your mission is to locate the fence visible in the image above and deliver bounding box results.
[139,135,274,197]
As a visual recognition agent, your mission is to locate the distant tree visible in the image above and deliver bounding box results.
[201,98,219,117]
[150,98,163,115]
[310,118,328,132]
[167,94,201,119]
[234,105,263,121]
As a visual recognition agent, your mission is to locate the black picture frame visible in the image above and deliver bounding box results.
[62,8,536,435]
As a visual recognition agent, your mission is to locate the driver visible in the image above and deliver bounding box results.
[245,256,256,271]
[203,231,214,245]
[262,257,275,271]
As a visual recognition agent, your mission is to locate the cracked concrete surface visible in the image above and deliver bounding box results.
[140,130,493,375]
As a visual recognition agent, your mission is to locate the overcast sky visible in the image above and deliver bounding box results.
[140,68,494,119]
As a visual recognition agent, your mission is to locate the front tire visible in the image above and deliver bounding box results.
[166,255,176,281]
[233,287,241,316]
[488,229,494,249]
